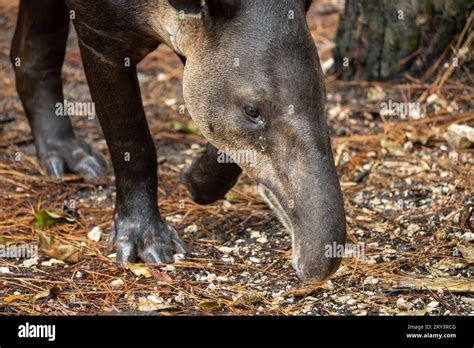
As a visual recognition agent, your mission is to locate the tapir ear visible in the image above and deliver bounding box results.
[168,0,204,15]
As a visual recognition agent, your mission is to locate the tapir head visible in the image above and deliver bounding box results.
[165,0,346,283]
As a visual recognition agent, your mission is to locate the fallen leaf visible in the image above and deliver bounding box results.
[197,300,224,312]
[0,236,14,244]
[426,266,445,276]
[32,210,76,229]
[389,276,474,293]
[125,261,153,278]
[38,231,80,263]
[137,297,175,312]
[431,258,469,273]
[380,138,406,157]
[4,294,29,303]
[31,285,61,305]
[233,291,266,308]
[458,244,474,262]
[169,120,201,135]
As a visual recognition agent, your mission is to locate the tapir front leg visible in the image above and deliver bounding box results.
[10,0,107,177]
[78,44,186,264]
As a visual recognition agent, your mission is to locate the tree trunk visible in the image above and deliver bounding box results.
[333,0,472,80]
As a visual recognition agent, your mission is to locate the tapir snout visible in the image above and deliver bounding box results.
[256,114,346,283]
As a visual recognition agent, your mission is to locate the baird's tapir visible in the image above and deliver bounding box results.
[10,0,346,283]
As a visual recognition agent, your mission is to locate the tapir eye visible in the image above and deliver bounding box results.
[244,105,260,119]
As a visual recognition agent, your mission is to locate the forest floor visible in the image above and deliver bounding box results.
[0,0,473,316]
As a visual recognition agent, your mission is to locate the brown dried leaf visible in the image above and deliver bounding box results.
[233,291,266,308]
[458,244,474,263]
[137,297,175,312]
[390,276,474,293]
[3,294,29,303]
[432,258,469,271]
[38,231,80,263]
[125,261,153,278]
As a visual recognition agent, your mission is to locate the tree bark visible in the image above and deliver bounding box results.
[333,0,472,80]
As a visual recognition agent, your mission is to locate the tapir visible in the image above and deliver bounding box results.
[10,0,346,283]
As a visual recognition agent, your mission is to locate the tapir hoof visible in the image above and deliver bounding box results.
[40,138,107,177]
[108,215,187,265]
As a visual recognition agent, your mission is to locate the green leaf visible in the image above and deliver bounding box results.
[0,236,14,245]
[197,300,224,312]
[31,285,61,305]
[426,265,445,276]
[380,138,406,157]
[169,121,201,135]
[31,210,76,229]
[225,193,238,202]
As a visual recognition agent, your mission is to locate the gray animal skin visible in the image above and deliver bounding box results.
[10,0,346,283]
